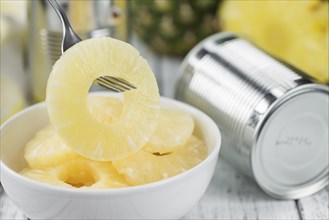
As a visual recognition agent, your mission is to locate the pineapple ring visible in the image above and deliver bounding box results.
[113,136,207,186]
[20,168,73,188]
[88,98,195,154]
[21,158,129,189]
[46,37,160,161]
[87,95,123,123]
[143,108,195,153]
[24,125,80,169]
[53,158,129,189]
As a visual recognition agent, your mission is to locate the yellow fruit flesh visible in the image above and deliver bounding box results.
[46,37,160,161]
[20,168,73,188]
[220,0,329,83]
[53,158,129,189]
[88,98,195,154]
[22,95,208,188]
[22,96,130,188]
[143,108,195,153]
[22,37,208,188]
[25,96,123,169]
[21,158,128,189]
[24,125,80,168]
[87,95,123,123]
[113,136,207,185]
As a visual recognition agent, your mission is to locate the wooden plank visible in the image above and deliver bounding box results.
[297,185,329,220]
[183,157,301,220]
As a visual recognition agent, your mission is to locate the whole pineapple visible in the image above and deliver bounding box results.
[219,0,329,84]
[130,0,221,56]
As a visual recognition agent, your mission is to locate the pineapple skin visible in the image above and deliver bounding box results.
[220,0,329,84]
[131,0,221,56]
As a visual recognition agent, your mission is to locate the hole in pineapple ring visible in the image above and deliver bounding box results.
[153,152,172,156]
[87,92,124,124]
[57,160,99,188]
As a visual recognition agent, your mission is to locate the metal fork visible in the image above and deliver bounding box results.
[47,0,136,92]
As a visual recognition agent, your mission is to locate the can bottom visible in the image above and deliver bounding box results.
[252,84,329,199]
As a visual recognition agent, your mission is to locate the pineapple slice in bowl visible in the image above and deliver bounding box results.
[24,125,80,169]
[0,93,221,219]
[142,108,195,154]
[21,158,129,189]
[114,135,207,185]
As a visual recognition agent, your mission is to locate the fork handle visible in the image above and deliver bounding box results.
[47,0,81,53]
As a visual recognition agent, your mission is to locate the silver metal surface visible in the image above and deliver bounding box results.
[47,0,82,53]
[27,0,130,101]
[175,33,329,199]
[46,0,136,93]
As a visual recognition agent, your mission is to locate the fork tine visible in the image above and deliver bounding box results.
[48,0,137,93]
[95,76,137,93]
[103,76,137,89]
[96,79,124,92]
[99,76,131,90]
[97,82,122,92]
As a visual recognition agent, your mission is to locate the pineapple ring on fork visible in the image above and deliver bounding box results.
[46,37,160,161]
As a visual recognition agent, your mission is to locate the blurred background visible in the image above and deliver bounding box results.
[1,0,328,125]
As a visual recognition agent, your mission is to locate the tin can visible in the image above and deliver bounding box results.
[27,0,130,102]
[175,33,329,199]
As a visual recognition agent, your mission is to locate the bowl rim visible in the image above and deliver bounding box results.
[1,96,221,196]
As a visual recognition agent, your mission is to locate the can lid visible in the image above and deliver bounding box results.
[252,84,329,199]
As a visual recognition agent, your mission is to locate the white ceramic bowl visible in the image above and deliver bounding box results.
[1,96,221,219]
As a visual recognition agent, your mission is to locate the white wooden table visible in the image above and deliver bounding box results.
[1,38,328,220]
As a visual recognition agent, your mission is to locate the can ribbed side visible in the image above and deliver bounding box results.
[175,34,307,176]
[176,33,328,199]
[179,53,267,175]
[213,39,301,90]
